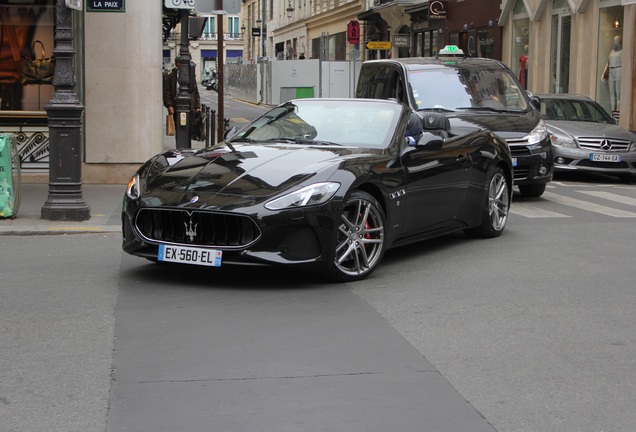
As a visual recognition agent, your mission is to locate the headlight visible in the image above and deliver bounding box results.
[550,133,576,148]
[126,174,140,200]
[525,119,549,144]
[265,182,340,210]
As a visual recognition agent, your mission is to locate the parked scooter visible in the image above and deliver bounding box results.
[205,69,218,91]
[201,67,213,87]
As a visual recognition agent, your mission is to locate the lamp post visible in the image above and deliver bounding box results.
[241,23,246,61]
[41,0,90,221]
[175,9,193,149]
[255,18,261,58]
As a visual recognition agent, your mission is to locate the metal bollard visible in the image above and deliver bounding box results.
[204,105,211,147]
[224,118,230,132]
[210,110,216,145]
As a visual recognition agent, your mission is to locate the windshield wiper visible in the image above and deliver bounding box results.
[263,138,341,146]
[456,106,524,113]
[418,107,454,112]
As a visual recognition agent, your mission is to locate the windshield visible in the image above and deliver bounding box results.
[232,99,402,149]
[538,98,615,123]
[407,65,529,112]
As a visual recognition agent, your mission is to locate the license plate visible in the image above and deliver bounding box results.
[512,157,517,167]
[158,244,222,267]
[590,153,621,162]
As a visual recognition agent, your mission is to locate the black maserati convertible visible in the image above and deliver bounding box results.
[122,98,513,281]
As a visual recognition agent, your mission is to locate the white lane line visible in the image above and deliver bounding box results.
[577,191,636,208]
[509,203,571,218]
[543,191,636,217]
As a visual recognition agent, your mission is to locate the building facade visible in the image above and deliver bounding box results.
[0,1,634,185]
[500,0,635,131]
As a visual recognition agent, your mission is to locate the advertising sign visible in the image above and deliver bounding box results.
[347,20,360,44]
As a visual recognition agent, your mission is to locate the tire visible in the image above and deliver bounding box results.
[466,167,510,238]
[329,191,386,282]
[518,182,546,197]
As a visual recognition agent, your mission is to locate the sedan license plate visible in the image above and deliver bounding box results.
[590,153,621,162]
[158,244,222,267]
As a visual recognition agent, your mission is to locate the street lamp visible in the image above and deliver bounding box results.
[286,0,294,19]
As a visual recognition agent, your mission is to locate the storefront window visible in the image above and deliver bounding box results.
[511,0,529,89]
[477,30,494,59]
[597,4,623,116]
[550,0,571,94]
[0,2,56,111]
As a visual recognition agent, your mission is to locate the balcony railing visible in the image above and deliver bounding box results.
[166,32,244,42]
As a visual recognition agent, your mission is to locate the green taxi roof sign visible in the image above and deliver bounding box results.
[437,45,465,57]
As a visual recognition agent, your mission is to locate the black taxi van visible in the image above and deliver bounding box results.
[356,46,552,197]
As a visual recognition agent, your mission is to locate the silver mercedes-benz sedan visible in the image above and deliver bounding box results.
[533,94,636,182]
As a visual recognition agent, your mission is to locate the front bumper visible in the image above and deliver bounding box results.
[122,201,340,271]
[507,137,553,185]
[553,146,636,176]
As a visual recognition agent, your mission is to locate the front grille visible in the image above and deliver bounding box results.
[505,139,531,157]
[505,139,531,180]
[578,137,631,151]
[135,208,261,248]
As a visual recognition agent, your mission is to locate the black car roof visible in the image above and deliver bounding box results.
[363,56,508,70]
[534,94,594,102]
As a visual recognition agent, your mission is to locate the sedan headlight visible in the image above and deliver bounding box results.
[126,174,140,200]
[265,182,340,210]
[550,132,576,148]
[525,119,549,145]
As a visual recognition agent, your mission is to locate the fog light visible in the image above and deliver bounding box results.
[539,165,548,175]
[555,157,565,164]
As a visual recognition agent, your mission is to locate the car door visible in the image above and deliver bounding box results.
[400,134,472,234]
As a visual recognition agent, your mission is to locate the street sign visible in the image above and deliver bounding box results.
[88,0,125,12]
[366,41,392,50]
[347,20,360,44]
[65,0,82,10]
[164,0,195,9]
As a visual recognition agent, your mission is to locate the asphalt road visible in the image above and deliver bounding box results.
[2,174,635,431]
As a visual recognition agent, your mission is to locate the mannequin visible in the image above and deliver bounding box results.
[602,35,622,112]
[519,45,528,89]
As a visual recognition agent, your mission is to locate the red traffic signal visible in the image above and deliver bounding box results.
[347,20,360,44]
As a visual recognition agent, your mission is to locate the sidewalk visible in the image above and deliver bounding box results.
[0,183,125,235]
[0,129,201,235]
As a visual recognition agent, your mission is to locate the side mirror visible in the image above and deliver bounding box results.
[416,132,444,150]
[223,126,238,141]
[530,96,541,111]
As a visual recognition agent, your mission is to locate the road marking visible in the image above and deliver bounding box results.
[230,117,250,123]
[577,191,636,208]
[542,191,636,217]
[509,204,571,218]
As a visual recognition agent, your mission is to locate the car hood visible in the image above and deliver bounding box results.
[546,120,636,140]
[449,110,540,136]
[144,143,368,198]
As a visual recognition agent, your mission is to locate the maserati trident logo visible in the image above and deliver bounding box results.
[600,139,612,150]
[184,212,198,242]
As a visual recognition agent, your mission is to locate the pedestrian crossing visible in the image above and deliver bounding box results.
[510,182,636,219]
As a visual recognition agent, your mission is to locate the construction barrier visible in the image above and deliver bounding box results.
[0,134,21,218]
